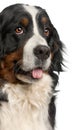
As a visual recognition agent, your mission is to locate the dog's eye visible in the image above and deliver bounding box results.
[15,27,23,34]
[44,27,50,37]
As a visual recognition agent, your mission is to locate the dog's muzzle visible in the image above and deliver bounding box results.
[14,35,51,83]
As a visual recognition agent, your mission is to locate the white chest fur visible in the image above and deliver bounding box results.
[0,74,53,130]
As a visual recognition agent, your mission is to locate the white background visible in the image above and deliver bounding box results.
[0,0,78,130]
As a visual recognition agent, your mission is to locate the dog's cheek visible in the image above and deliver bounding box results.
[0,48,23,83]
[0,67,17,83]
[0,60,17,83]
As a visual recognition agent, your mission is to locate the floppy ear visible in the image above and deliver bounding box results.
[0,13,5,60]
[0,13,3,59]
[49,24,63,73]
[48,26,64,128]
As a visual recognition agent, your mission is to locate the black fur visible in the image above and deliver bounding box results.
[0,4,33,58]
[0,4,63,129]
[0,89,8,102]
[49,96,56,128]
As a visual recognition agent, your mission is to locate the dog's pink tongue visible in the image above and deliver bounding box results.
[32,69,43,79]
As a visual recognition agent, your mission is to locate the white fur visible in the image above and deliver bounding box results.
[22,5,51,71]
[23,35,51,71]
[0,74,53,130]
[23,5,39,36]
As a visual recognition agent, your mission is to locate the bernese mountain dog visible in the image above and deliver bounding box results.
[0,4,63,130]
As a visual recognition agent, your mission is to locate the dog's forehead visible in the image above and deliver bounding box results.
[23,5,49,35]
[23,5,48,20]
[23,5,39,17]
[1,4,49,25]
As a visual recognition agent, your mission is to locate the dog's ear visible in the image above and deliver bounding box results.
[49,24,63,73]
[0,13,2,59]
[0,13,4,60]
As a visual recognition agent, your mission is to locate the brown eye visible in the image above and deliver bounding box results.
[44,28,50,37]
[15,27,23,34]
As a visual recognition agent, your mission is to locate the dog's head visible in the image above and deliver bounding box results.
[0,4,63,84]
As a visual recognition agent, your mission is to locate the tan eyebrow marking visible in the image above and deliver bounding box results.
[41,17,48,24]
[20,18,29,26]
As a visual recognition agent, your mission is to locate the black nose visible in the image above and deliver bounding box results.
[34,45,50,60]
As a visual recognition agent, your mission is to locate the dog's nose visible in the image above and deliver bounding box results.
[34,45,50,60]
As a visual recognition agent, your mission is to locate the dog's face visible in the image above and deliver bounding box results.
[0,4,63,84]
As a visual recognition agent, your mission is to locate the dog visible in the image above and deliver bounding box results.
[0,4,63,130]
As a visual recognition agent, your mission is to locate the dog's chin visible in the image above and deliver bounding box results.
[15,67,47,84]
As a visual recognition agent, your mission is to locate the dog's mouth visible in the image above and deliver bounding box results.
[31,68,43,79]
[17,68,43,79]
[14,66,44,83]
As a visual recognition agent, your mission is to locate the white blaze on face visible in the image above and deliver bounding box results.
[22,5,51,71]
[23,5,40,36]
[23,5,48,45]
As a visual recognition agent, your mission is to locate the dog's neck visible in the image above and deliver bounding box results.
[0,74,53,130]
